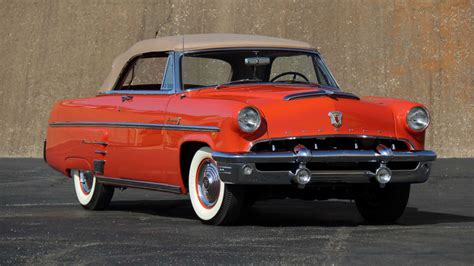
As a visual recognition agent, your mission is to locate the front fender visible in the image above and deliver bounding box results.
[363,97,429,150]
[167,94,266,153]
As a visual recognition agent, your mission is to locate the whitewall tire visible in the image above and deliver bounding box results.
[188,147,244,225]
[72,169,114,210]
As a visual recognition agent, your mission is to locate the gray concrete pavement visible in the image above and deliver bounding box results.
[0,158,473,264]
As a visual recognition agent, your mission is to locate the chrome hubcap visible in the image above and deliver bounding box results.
[197,159,221,208]
[79,171,93,194]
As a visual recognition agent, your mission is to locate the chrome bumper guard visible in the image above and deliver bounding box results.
[212,148,437,185]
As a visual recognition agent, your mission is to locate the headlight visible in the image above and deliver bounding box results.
[238,107,261,133]
[407,106,430,131]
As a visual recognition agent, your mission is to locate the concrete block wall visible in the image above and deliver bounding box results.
[0,0,472,157]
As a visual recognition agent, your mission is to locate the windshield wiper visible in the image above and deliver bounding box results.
[216,79,262,89]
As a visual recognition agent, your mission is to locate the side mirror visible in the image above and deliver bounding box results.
[244,57,270,66]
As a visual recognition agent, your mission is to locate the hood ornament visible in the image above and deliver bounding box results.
[328,111,343,128]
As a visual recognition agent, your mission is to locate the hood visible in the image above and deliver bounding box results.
[192,84,397,139]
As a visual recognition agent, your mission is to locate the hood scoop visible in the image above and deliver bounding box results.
[284,90,360,101]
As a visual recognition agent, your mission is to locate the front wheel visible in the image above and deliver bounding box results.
[72,169,114,210]
[188,147,244,225]
[355,183,410,223]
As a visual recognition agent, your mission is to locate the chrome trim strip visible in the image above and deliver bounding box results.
[50,121,220,132]
[96,176,181,194]
[102,90,176,95]
[318,54,341,88]
[212,150,437,164]
[82,140,108,146]
[310,170,375,177]
[250,134,415,150]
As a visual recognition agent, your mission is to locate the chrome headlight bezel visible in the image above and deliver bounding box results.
[406,106,430,132]
[237,107,261,133]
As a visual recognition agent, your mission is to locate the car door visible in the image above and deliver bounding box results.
[104,52,176,183]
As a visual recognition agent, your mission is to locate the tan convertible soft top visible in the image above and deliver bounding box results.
[100,34,314,92]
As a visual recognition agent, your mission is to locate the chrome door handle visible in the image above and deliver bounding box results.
[121,95,134,102]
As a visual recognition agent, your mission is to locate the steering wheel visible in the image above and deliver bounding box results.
[270,71,310,83]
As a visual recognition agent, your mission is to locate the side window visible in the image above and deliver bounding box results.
[270,55,318,83]
[119,54,174,91]
[161,56,174,91]
[182,57,231,89]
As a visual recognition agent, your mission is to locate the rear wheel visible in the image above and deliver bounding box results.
[72,169,114,210]
[188,147,244,225]
[355,183,410,223]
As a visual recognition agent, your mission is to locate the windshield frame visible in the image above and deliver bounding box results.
[177,48,340,92]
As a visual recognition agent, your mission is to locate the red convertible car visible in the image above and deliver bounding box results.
[45,34,436,225]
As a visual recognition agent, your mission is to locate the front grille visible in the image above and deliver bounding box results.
[251,136,416,172]
[251,136,411,153]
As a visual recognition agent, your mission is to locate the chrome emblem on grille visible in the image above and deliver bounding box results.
[328,111,343,128]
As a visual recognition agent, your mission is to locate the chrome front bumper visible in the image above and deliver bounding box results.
[212,149,437,185]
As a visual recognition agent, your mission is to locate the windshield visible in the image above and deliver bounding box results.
[181,50,338,90]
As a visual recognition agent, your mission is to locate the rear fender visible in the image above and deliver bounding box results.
[64,157,93,177]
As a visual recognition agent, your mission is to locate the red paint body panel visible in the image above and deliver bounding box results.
[46,84,428,193]
[105,94,171,183]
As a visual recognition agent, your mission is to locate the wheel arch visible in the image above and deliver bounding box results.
[179,141,210,193]
[64,157,93,177]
